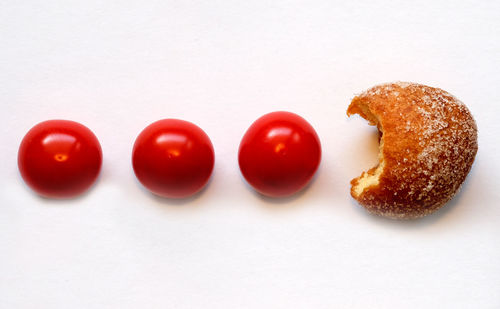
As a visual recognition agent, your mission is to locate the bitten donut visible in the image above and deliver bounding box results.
[347,82,478,219]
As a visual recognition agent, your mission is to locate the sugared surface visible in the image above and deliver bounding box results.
[348,82,478,219]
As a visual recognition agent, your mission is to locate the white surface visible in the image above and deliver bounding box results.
[1,0,499,308]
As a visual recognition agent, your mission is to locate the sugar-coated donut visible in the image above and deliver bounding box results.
[347,82,478,219]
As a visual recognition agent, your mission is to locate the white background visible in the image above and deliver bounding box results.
[1,0,499,308]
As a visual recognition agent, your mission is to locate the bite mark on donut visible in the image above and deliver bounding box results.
[347,101,385,197]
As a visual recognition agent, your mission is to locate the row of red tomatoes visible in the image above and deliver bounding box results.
[18,111,321,199]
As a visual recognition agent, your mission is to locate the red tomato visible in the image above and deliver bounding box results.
[18,120,102,199]
[238,111,321,197]
[132,119,215,198]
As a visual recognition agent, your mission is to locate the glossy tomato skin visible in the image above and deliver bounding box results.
[238,111,321,197]
[18,120,103,199]
[132,119,215,198]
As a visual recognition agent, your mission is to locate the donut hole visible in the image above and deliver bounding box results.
[347,82,478,219]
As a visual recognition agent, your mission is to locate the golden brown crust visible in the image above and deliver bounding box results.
[347,82,478,219]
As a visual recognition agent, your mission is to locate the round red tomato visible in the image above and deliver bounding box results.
[132,119,215,198]
[18,120,102,199]
[238,111,321,197]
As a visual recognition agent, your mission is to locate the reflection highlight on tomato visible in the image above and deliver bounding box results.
[132,119,214,198]
[18,120,103,199]
[238,111,321,197]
